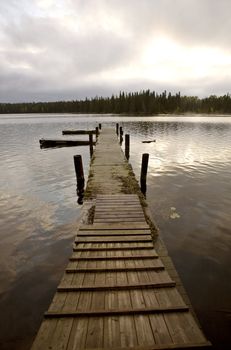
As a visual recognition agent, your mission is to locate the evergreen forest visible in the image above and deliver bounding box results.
[1,90,231,114]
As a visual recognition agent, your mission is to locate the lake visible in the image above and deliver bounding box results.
[0,114,230,349]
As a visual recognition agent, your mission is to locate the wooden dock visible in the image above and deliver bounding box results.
[31,128,211,349]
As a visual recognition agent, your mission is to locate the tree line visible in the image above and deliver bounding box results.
[1,90,231,114]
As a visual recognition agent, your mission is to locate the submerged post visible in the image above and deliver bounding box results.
[140,153,149,195]
[125,134,130,160]
[89,133,93,158]
[116,123,119,135]
[73,155,85,204]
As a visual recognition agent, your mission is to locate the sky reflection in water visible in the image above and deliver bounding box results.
[123,118,231,347]
[0,114,231,349]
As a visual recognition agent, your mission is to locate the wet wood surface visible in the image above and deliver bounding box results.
[31,195,211,350]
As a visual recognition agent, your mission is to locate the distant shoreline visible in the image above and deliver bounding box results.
[1,112,231,117]
[1,90,231,115]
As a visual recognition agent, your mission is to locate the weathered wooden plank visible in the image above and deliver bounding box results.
[95,203,141,208]
[96,198,140,202]
[75,236,152,243]
[76,290,92,312]
[47,318,73,350]
[155,287,186,308]
[58,271,75,288]
[93,215,145,220]
[77,230,151,236]
[96,196,139,199]
[96,202,139,205]
[39,139,95,148]
[73,244,154,251]
[120,315,138,347]
[85,317,104,348]
[62,290,81,313]
[164,312,206,344]
[94,214,145,219]
[62,129,96,135]
[147,270,173,285]
[135,314,155,346]
[91,251,106,310]
[134,257,154,290]
[66,318,89,349]
[80,223,149,230]
[48,291,67,313]
[95,204,142,209]
[71,342,212,349]
[66,265,165,273]
[45,306,189,318]
[31,319,57,350]
[69,254,158,261]
[95,209,144,213]
[142,287,161,309]
[57,281,176,292]
[149,314,173,345]
[94,218,147,223]
[95,206,142,211]
[97,194,138,198]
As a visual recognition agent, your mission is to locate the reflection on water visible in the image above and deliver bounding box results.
[0,114,231,349]
[124,119,231,348]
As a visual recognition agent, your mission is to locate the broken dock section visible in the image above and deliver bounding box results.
[31,128,211,349]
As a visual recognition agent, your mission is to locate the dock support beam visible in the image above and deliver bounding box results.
[140,153,149,195]
[73,155,85,204]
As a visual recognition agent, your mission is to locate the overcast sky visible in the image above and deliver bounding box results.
[0,0,231,102]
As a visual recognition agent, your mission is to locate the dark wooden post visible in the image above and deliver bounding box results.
[95,127,99,138]
[99,123,102,130]
[125,134,130,160]
[140,153,149,195]
[73,155,85,204]
[119,126,123,144]
[116,123,119,135]
[89,132,93,158]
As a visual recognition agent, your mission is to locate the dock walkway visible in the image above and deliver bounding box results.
[31,128,211,349]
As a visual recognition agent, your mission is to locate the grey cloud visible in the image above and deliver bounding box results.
[70,0,231,47]
[1,12,137,76]
[0,0,231,102]
[1,69,230,103]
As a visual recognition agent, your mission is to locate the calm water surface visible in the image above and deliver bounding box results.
[0,114,230,349]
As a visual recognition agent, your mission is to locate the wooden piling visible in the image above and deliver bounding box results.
[119,126,123,144]
[96,127,99,138]
[89,133,93,158]
[140,153,149,194]
[73,155,85,204]
[116,123,119,135]
[125,134,130,160]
